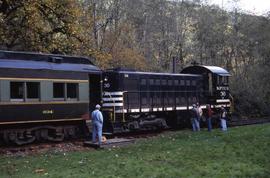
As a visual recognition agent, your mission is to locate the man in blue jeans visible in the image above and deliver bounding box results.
[91,104,103,145]
[206,104,213,131]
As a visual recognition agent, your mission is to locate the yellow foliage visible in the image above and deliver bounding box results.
[0,0,148,71]
[92,50,113,70]
[110,47,148,71]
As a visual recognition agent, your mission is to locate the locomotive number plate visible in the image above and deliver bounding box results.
[42,110,54,114]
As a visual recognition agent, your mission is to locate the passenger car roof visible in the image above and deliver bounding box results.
[0,50,94,65]
[0,50,101,73]
[0,59,101,73]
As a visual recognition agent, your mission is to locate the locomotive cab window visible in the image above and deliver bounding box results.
[10,82,24,101]
[217,76,228,85]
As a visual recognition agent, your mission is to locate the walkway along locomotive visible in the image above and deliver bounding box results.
[0,50,231,145]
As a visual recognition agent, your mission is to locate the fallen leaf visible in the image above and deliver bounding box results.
[35,169,45,173]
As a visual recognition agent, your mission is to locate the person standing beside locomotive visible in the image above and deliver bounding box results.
[205,104,214,131]
[220,106,228,131]
[197,102,203,122]
[91,104,104,145]
[190,104,200,131]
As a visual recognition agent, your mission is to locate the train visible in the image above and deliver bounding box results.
[0,51,231,145]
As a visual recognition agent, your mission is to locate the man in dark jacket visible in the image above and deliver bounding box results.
[205,104,213,131]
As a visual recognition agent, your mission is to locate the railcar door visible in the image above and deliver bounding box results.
[89,73,102,111]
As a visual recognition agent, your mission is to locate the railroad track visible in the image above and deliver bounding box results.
[0,139,89,156]
[1,118,270,155]
[228,117,270,127]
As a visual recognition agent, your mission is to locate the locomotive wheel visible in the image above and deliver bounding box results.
[47,127,64,142]
[64,127,77,139]
[35,129,50,141]
[35,130,43,141]
[8,131,17,141]
[1,124,81,145]
[3,132,11,144]
[2,130,36,145]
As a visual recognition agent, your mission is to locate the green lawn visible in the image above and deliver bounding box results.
[1,124,270,178]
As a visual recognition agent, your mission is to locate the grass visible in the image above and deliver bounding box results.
[0,124,270,178]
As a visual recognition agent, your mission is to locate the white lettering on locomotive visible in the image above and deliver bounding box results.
[220,91,226,98]
[216,86,229,90]
[104,83,110,88]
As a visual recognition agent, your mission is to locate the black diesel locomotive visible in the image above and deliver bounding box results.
[102,66,230,132]
[0,51,231,145]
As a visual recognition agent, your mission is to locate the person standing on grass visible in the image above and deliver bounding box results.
[220,106,228,131]
[197,102,203,122]
[205,104,214,131]
[91,104,103,145]
[190,104,200,131]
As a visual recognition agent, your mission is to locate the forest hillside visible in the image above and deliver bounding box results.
[1,0,270,116]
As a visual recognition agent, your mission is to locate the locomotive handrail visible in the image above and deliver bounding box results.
[103,91,127,122]
[122,91,127,122]
[229,93,234,113]
[103,92,116,122]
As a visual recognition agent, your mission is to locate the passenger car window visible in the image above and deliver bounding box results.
[27,82,40,99]
[53,83,65,99]
[67,83,78,99]
[10,82,24,101]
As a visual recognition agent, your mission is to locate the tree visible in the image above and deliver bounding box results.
[0,0,86,54]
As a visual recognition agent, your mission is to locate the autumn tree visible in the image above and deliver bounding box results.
[0,0,87,54]
[1,0,270,116]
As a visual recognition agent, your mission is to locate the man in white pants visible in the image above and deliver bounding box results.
[220,106,227,131]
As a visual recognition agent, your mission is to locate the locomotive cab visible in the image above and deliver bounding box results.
[181,65,231,107]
